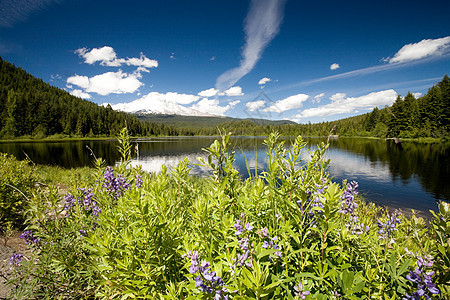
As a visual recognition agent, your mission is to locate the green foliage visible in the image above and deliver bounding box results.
[7,130,449,299]
[0,153,38,228]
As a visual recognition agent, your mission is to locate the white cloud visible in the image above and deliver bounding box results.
[75,46,158,68]
[330,63,340,70]
[67,70,144,96]
[210,56,216,61]
[75,46,118,66]
[246,100,266,111]
[258,77,272,85]
[413,92,422,98]
[122,53,159,68]
[297,89,397,119]
[224,86,244,96]
[191,98,231,116]
[263,93,309,113]
[198,88,219,97]
[330,93,346,102]
[215,0,286,91]
[312,93,324,104]
[67,75,90,89]
[389,36,450,63]
[229,100,241,108]
[158,92,199,104]
[70,89,91,99]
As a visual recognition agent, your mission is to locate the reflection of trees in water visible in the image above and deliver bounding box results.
[0,140,121,168]
[326,138,450,202]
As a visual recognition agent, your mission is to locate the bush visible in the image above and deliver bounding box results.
[0,153,38,229]
[7,129,449,299]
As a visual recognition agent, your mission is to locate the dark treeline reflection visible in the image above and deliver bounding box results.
[0,140,121,168]
[324,138,450,202]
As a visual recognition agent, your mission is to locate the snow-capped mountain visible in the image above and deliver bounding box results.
[106,92,213,117]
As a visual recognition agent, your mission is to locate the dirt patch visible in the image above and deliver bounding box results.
[0,232,30,299]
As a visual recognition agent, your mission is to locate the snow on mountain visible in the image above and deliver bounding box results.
[106,92,214,117]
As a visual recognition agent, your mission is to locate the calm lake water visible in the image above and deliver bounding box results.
[1,136,449,216]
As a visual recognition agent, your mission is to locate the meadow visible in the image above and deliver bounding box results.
[3,128,449,299]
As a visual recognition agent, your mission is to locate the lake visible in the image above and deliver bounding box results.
[1,136,449,217]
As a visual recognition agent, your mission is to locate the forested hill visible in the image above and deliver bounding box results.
[0,57,183,138]
[296,75,449,139]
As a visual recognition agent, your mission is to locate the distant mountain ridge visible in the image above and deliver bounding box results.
[136,114,296,129]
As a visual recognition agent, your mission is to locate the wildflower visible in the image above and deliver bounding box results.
[19,230,40,245]
[184,251,229,298]
[63,188,101,219]
[339,181,359,215]
[294,282,310,299]
[234,219,244,236]
[377,210,401,240]
[9,253,23,267]
[260,230,282,259]
[101,166,131,199]
[404,256,440,299]
[260,227,269,237]
[135,174,143,188]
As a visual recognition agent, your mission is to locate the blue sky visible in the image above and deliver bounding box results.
[1,0,449,123]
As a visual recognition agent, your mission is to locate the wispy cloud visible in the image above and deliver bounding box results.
[0,0,60,27]
[215,0,286,91]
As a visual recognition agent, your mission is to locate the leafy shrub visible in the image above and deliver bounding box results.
[7,129,449,299]
[0,153,38,229]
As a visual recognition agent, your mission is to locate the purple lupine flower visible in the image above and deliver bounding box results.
[64,188,101,219]
[404,256,440,299]
[260,227,269,237]
[236,251,252,268]
[234,219,244,236]
[79,229,88,237]
[101,166,131,199]
[260,231,282,259]
[377,210,401,240]
[9,253,23,266]
[184,251,229,298]
[339,181,359,215]
[298,181,329,225]
[64,193,77,212]
[135,174,143,188]
[19,230,40,245]
[78,188,101,218]
[346,215,369,235]
[294,282,310,299]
